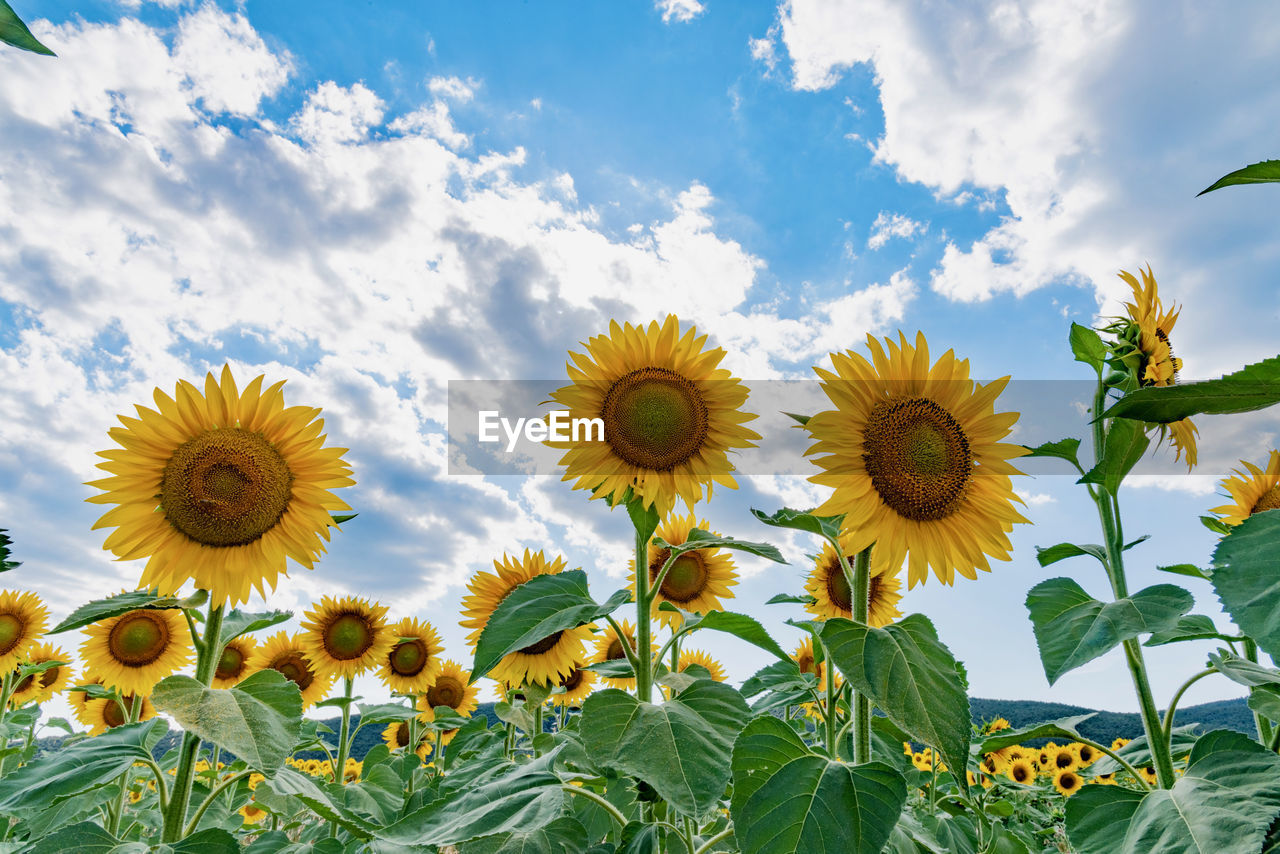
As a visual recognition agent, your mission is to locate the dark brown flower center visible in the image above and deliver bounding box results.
[1055,751,1073,769]
[605,638,626,661]
[322,613,374,661]
[518,631,563,655]
[216,645,246,681]
[601,368,709,471]
[270,652,315,691]
[650,550,709,604]
[390,639,428,677]
[394,722,411,748]
[863,397,973,521]
[796,650,816,676]
[560,667,585,692]
[161,428,294,547]
[825,557,853,613]
[1012,763,1030,783]
[426,675,464,710]
[108,611,170,667]
[1252,485,1280,515]
[0,614,24,656]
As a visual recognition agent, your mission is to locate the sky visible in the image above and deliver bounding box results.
[1,0,1278,723]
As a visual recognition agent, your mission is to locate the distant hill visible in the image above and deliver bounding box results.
[35,696,1256,761]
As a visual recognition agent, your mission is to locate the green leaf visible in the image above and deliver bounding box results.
[151,670,302,775]
[172,828,241,853]
[48,589,182,635]
[1199,159,1280,195]
[0,528,20,572]
[626,494,661,544]
[353,702,418,726]
[1070,730,1280,853]
[460,816,589,854]
[974,714,1096,755]
[221,609,293,642]
[1201,515,1233,536]
[1025,578,1192,684]
[1158,563,1212,581]
[751,507,844,544]
[23,820,128,854]
[680,610,792,663]
[729,715,907,854]
[1212,510,1280,658]
[0,1,54,56]
[1088,726,1199,775]
[1144,615,1227,647]
[782,411,811,426]
[1078,418,1149,495]
[1207,649,1280,687]
[1020,438,1083,469]
[765,593,815,605]
[654,528,786,564]
[580,682,750,817]
[1070,323,1107,373]
[1104,354,1280,423]
[1249,685,1280,724]
[0,718,165,813]
[820,615,971,792]
[471,570,631,682]
[331,512,358,524]
[1035,542,1107,568]
[260,767,377,839]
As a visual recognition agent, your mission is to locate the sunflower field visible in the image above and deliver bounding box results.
[0,263,1279,854]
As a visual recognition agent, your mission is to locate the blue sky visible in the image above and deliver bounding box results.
[2,0,1279,719]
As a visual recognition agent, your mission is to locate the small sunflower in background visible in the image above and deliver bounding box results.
[791,636,827,685]
[1075,742,1099,767]
[249,632,333,709]
[299,595,394,681]
[1054,768,1083,797]
[461,551,591,686]
[381,720,432,761]
[548,315,760,514]
[0,591,48,673]
[591,620,638,689]
[1007,758,1036,784]
[805,332,1029,588]
[8,643,71,707]
[1049,744,1079,773]
[417,659,481,745]
[630,514,737,628]
[1112,267,1198,468]
[80,607,191,696]
[379,618,444,695]
[1212,450,1280,526]
[86,365,355,606]
[212,636,257,689]
[804,533,903,626]
[78,693,156,735]
[550,660,596,708]
[676,648,726,682]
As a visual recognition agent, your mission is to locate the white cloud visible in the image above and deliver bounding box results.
[291,81,385,145]
[173,4,292,116]
[656,0,706,24]
[427,75,478,102]
[866,210,926,250]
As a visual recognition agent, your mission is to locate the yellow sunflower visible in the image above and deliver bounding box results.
[547,315,760,514]
[80,607,192,696]
[1049,744,1079,773]
[8,643,71,707]
[550,661,596,708]
[1117,267,1198,468]
[1212,450,1280,526]
[591,620,638,689]
[299,595,394,681]
[1075,742,1099,767]
[629,513,737,628]
[805,332,1030,588]
[240,801,269,826]
[212,635,257,689]
[792,636,827,685]
[78,693,156,735]
[381,721,432,761]
[1007,758,1036,785]
[460,551,592,686]
[248,632,333,708]
[0,591,49,674]
[86,365,356,606]
[378,618,444,695]
[805,533,904,626]
[418,659,481,721]
[676,648,726,682]
[1054,769,1083,797]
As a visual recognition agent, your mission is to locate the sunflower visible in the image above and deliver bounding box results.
[1049,745,1079,773]
[551,660,596,708]
[80,607,192,696]
[591,620,638,689]
[1007,758,1036,785]
[86,365,356,606]
[379,618,444,695]
[460,551,592,686]
[248,632,333,708]
[792,636,827,684]
[981,753,1006,776]
[240,801,269,826]
[676,648,726,682]
[1212,450,1280,526]
[985,717,1011,733]
[1110,737,1130,751]
[78,693,156,735]
[8,643,71,707]
[381,721,432,761]
[1116,267,1198,468]
[299,595,394,681]
[629,514,737,628]
[0,591,48,674]
[805,333,1029,588]
[417,659,481,741]
[805,533,904,625]
[1075,742,1099,767]
[212,635,257,689]
[1054,769,1083,797]
[548,315,760,514]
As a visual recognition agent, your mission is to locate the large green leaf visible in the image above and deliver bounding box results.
[220,609,292,642]
[151,670,302,775]
[460,816,590,854]
[24,820,134,854]
[1025,578,1192,684]
[681,610,792,663]
[1069,730,1280,854]
[1211,510,1280,658]
[579,681,749,817]
[1078,418,1149,496]
[1103,354,1280,423]
[820,615,971,791]
[0,718,165,813]
[751,507,844,544]
[0,1,54,56]
[48,589,182,635]
[471,570,631,682]
[653,528,786,564]
[1199,160,1280,195]
[1070,323,1107,374]
[973,714,1095,755]
[1144,615,1228,647]
[1035,542,1107,568]
[1207,649,1280,687]
[0,528,19,572]
[730,715,906,854]
[260,766,377,839]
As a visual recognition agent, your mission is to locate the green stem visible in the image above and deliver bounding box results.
[682,817,697,854]
[562,784,628,829]
[1162,667,1217,745]
[0,672,13,779]
[693,827,734,854]
[634,521,654,703]
[533,700,544,752]
[107,694,141,836]
[160,602,224,843]
[184,770,251,837]
[823,642,837,756]
[1244,639,1275,747]
[328,675,355,837]
[846,545,873,764]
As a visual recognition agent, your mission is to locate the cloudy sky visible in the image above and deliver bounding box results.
[2,0,1278,717]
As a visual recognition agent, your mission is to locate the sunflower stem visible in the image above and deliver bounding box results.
[634,520,654,703]
[1162,666,1217,747]
[0,672,13,779]
[532,700,544,754]
[823,642,838,756]
[851,546,872,765]
[184,769,251,838]
[1243,639,1275,747]
[160,602,224,843]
